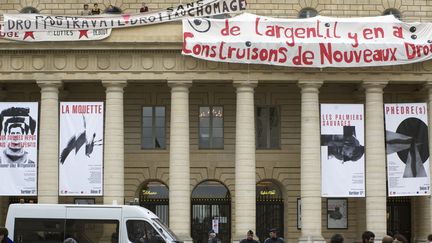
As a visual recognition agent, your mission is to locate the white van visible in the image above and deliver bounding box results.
[5,204,182,243]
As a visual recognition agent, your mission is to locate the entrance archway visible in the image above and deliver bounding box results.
[256,180,284,242]
[139,181,169,225]
[191,180,231,243]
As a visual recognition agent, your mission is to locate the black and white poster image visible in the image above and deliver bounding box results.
[59,102,104,196]
[385,103,430,196]
[0,103,38,196]
[327,198,348,229]
[320,104,365,197]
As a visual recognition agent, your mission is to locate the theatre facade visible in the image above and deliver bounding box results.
[1,1,432,243]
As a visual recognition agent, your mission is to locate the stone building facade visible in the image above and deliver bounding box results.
[1,0,432,243]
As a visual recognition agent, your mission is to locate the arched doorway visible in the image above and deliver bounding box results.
[256,180,284,242]
[139,181,169,225]
[191,180,231,243]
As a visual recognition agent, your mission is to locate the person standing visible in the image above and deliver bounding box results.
[330,234,344,243]
[91,3,101,15]
[0,227,12,243]
[208,230,221,243]
[263,229,284,243]
[362,231,375,243]
[240,230,259,243]
[393,234,408,243]
[381,235,393,243]
[140,2,149,13]
[81,4,91,15]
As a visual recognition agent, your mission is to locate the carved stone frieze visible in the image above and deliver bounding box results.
[97,55,110,70]
[11,56,24,70]
[76,56,89,70]
[119,54,133,70]
[0,50,432,83]
[32,56,45,70]
[53,55,67,70]
[141,56,153,70]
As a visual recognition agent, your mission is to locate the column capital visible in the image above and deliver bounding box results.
[297,80,323,92]
[102,80,127,88]
[167,80,192,88]
[362,80,388,92]
[233,80,258,89]
[37,80,62,88]
[423,81,432,90]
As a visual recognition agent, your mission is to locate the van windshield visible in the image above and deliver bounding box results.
[152,218,181,242]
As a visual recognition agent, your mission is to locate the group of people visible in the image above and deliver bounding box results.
[209,228,432,243]
[209,228,283,243]
[330,230,432,243]
[80,2,149,15]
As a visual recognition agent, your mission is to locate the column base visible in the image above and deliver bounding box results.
[298,235,326,243]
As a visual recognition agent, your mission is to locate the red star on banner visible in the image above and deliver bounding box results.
[122,15,131,24]
[79,29,89,39]
[23,31,35,40]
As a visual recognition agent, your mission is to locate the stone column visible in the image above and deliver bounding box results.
[415,82,432,242]
[298,80,325,243]
[37,81,62,203]
[103,81,127,205]
[363,81,387,241]
[168,81,192,242]
[233,80,257,240]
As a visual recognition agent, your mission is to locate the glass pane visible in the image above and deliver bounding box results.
[256,108,269,148]
[213,117,223,128]
[155,117,165,127]
[200,137,210,149]
[199,107,210,118]
[142,182,169,199]
[200,117,210,128]
[66,219,119,243]
[126,220,146,243]
[155,107,165,116]
[192,181,229,199]
[143,117,153,127]
[212,127,223,138]
[212,107,223,118]
[142,137,153,149]
[143,107,153,117]
[200,127,210,138]
[212,137,224,148]
[142,127,153,137]
[155,128,166,149]
[269,107,280,148]
[14,218,64,242]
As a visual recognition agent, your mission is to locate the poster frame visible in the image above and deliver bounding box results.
[327,198,348,229]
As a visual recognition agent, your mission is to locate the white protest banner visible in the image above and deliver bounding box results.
[0,103,38,196]
[183,13,432,67]
[385,103,430,196]
[59,102,104,196]
[3,0,246,38]
[321,104,365,197]
[0,23,111,42]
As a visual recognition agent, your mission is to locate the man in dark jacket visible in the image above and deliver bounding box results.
[263,229,284,243]
[239,230,259,243]
[208,230,221,243]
